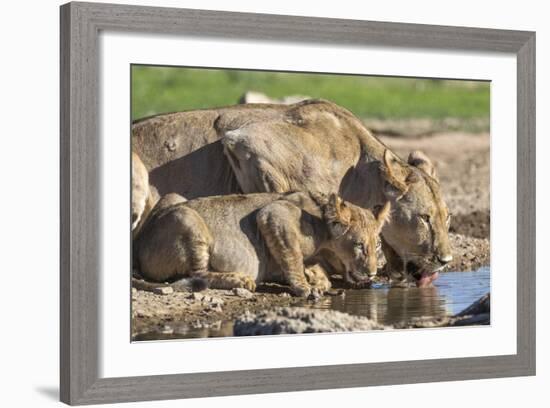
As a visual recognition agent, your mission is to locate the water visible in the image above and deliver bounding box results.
[310,267,490,326]
[135,267,490,340]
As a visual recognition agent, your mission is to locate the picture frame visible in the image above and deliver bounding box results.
[60,1,535,405]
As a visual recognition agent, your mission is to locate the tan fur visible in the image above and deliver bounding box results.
[378,149,453,285]
[131,151,163,238]
[303,264,332,293]
[132,152,151,233]
[133,192,389,297]
[132,99,452,285]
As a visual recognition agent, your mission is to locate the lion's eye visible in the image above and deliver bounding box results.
[354,243,366,253]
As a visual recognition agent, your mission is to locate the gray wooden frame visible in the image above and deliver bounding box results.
[60,1,536,405]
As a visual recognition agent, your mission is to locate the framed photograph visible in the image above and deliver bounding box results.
[60,1,535,405]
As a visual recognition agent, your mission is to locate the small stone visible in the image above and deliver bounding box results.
[135,309,152,318]
[153,286,174,295]
[208,304,223,312]
[280,292,291,298]
[232,288,254,299]
[189,292,204,301]
[209,297,224,307]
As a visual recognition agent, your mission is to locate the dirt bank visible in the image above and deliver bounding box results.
[132,285,316,340]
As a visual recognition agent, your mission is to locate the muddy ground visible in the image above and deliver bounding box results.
[132,127,490,340]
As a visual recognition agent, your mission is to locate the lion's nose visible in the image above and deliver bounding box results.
[437,254,453,264]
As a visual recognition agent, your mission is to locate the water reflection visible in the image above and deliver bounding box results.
[134,320,234,341]
[312,286,448,325]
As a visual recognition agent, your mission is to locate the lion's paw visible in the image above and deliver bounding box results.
[307,287,324,302]
[290,282,312,298]
[310,279,331,293]
[236,275,257,292]
[304,266,332,293]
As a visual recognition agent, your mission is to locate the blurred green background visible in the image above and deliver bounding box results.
[131,65,490,123]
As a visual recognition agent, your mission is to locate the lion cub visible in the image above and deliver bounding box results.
[134,192,390,297]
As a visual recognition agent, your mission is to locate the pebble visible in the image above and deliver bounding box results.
[209,297,224,306]
[136,309,152,318]
[232,288,254,299]
[208,304,223,313]
[153,286,174,295]
[189,292,204,301]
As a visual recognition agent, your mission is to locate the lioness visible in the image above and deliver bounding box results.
[133,192,390,297]
[132,99,452,286]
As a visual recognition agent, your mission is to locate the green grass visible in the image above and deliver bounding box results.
[131,65,490,122]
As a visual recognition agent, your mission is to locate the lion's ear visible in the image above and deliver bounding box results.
[408,150,437,179]
[325,193,352,224]
[324,193,352,237]
[374,201,391,234]
[381,150,413,200]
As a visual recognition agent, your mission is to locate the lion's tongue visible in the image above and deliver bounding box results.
[416,271,440,288]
